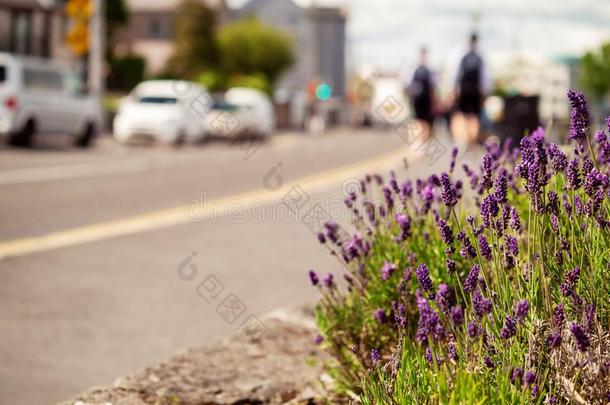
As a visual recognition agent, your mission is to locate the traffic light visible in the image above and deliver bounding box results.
[65,0,93,56]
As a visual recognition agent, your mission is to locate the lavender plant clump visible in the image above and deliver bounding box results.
[308,91,610,404]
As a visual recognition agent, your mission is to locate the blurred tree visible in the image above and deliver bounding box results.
[106,0,128,56]
[580,42,610,101]
[217,18,294,90]
[167,0,219,79]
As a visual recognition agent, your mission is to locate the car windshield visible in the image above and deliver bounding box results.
[211,101,239,111]
[0,65,6,84]
[138,96,178,104]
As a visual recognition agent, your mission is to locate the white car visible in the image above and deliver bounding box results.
[369,78,410,126]
[204,87,275,139]
[0,52,101,148]
[113,80,210,145]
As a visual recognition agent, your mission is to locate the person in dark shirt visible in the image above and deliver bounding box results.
[408,47,435,140]
[450,32,489,144]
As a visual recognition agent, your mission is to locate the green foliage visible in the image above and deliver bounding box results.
[106,55,146,91]
[197,71,272,95]
[217,18,294,89]
[167,0,220,79]
[580,42,610,101]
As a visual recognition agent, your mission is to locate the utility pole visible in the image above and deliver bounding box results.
[89,0,104,126]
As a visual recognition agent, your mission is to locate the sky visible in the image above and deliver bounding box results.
[228,0,610,71]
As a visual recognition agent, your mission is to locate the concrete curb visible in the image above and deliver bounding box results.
[58,306,325,405]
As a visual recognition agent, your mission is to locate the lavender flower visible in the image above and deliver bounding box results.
[483,356,494,369]
[570,322,590,352]
[448,343,458,361]
[547,143,568,173]
[416,263,433,292]
[440,173,458,207]
[374,308,387,324]
[394,302,407,328]
[480,154,494,191]
[323,273,335,289]
[308,270,319,286]
[317,232,326,244]
[371,348,381,364]
[567,90,590,141]
[437,218,454,247]
[395,213,412,241]
[424,347,433,364]
[314,334,324,345]
[524,371,536,386]
[510,367,524,386]
[381,261,397,281]
[553,304,565,328]
[494,169,508,204]
[500,315,517,339]
[435,283,451,313]
[449,147,458,173]
[458,231,477,259]
[548,331,562,349]
[505,235,519,257]
[566,159,581,190]
[464,264,480,293]
[514,299,529,323]
[481,194,499,228]
[478,234,492,261]
[509,206,521,232]
[560,266,581,297]
[473,290,493,318]
[446,258,456,273]
[416,294,443,342]
[450,305,464,326]
[467,322,479,338]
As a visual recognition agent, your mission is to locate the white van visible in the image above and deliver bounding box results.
[0,52,100,148]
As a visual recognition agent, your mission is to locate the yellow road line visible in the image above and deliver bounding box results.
[0,146,414,261]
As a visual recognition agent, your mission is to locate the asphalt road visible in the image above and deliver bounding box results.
[0,129,458,405]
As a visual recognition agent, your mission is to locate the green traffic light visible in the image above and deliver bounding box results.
[315,83,332,101]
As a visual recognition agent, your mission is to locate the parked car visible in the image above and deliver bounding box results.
[368,77,410,126]
[0,52,101,148]
[113,80,210,145]
[204,87,275,139]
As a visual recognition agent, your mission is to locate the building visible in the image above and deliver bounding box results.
[234,0,347,98]
[0,0,71,60]
[119,0,228,74]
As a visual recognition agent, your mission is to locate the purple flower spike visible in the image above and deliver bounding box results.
[510,367,524,385]
[314,334,324,345]
[424,347,433,364]
[445,258,456,273]
[374,308,387,324]
[450,305,464,326]
[437,218,454,247]
[567,159,581,190]
[308,270,319,286]
[467,322,479,338]
[472,290,493,318]
[524,371,536,385]
[380,261,397,281]
[371,348,380,364]
[416,263,433,292]
[322,273,335,289]
[440,173,458,207]
[515,299,529,322]
[567,90,590,141]
[478,234,492,261]
[500,315,517,339]
[548,331,562,349]
[483,356,495,369]
[464,264,480,293]
[570,322,590,352]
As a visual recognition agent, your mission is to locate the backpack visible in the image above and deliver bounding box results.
[410,65,432,100]
[458,51,482,97]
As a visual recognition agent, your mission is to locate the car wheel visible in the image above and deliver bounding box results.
[74,122,96,148]
[9,120,36,148]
